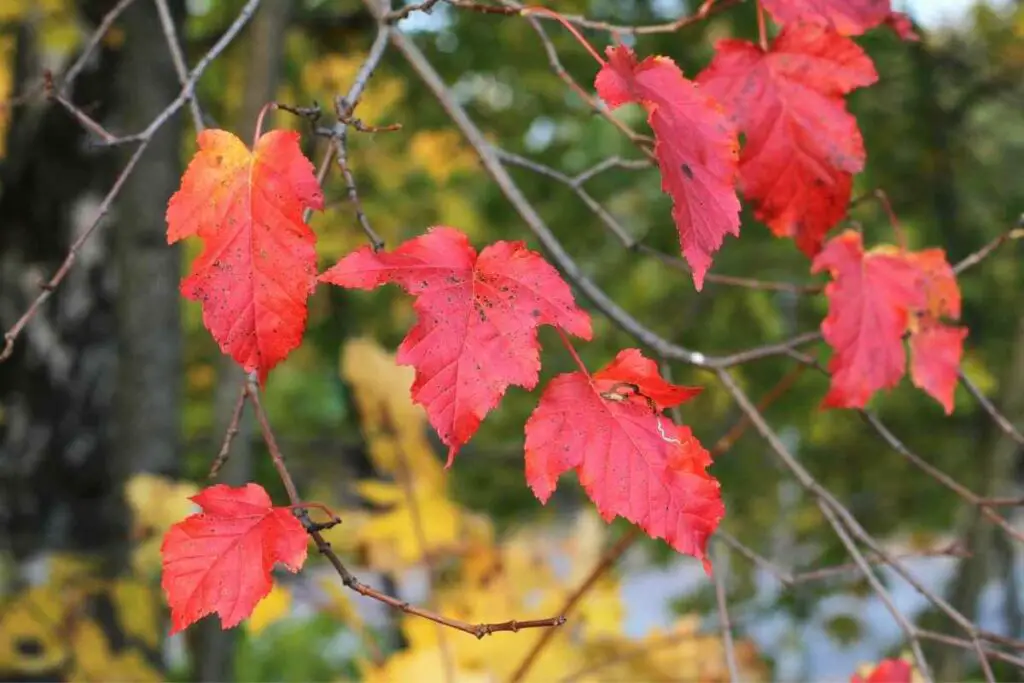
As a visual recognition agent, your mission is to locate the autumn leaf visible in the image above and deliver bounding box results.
[321,226,592,466]
[595,45,740,290]
[905,249,968,413]
[160,483,308,634]
[524,349,723,571]
[761,0,893,36]
[812,231,966,412]
[851,657,914,683]
[697,24,878,257]
[166,129,324,383]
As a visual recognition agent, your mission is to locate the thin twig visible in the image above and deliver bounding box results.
[712,540,740,682]
[60,0,139,92]
[244,373,565,640]
[208,382,248,478]
[153,0,205,131]
[508,527,639,683]
[952,225,1024,275]
[959,369,1024,447]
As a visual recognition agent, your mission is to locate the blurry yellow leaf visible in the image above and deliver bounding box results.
[0,573,162,682]
[126,473,199,574]
[302,53,404,126]
[359,645,491,683]
[576,578,623,640]
[111,579,162,650]
[348,479,464,571]
[317,575,361,627]
[409,129,478,183]
[341,338,445,487]
[247,582,292,634]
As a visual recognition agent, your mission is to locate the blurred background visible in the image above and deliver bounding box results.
[0,0,1022,680]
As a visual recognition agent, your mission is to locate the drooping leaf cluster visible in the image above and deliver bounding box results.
[158,0,970,637]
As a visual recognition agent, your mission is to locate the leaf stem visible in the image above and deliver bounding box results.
[252,101,277,149]
[755,0,768,51]
[519,6,605,65]
[556,327,591,378]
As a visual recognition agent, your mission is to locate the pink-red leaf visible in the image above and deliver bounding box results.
[524,349,723,571]
[850,658,913,683]
[697,25,878,257]
[762,0,892,36]
[160,483,308,634]
[595,45,740,290]
[166,129,324,383]
[320,227,592,466]
[812,230,966,412]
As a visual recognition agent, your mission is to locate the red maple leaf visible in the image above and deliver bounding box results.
[524,349,723,571]
[761,0,892,36]
[812,231,966,412]
[850,658,913,683]
[166,129,324,383]
[697,24,877,257]
[160,483,308,634]
[320,227,592,466]
[595,45,740,290]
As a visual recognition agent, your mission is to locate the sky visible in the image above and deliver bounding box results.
[903,0,1011,27]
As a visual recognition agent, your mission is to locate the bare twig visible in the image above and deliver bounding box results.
[60,0,140,92]
[712,540,740,682]
[243,373,565,640]
[959,369,1024,448]
[153,0,205,131]
[508,528,639,683]
[208,382,248,478]
[952,225,1024,275]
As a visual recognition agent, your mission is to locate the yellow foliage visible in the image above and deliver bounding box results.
[317,574,362,627]
[302,53,405,127]
[343,478,469,572]
[126,472,199,574]
[359,644,492,683]
[341,337,444,486]
[584,616,768,682]
[0,567,162,682]
[247,582,292,634]
[409,129,478,183]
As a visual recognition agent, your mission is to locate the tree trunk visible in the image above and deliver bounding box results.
[0,1,124,570]
[186,2,294,679]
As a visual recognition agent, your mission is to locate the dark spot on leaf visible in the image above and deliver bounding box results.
[680,163,694,180]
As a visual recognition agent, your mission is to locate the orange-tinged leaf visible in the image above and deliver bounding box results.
[697,25,878,257]
[813,231,967,412]
[320,227,592,466]
[595,45,740,290]
[166,129,324,383]
[160,483,308,634]
[524,349,722,571]
[813,232,922,408]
